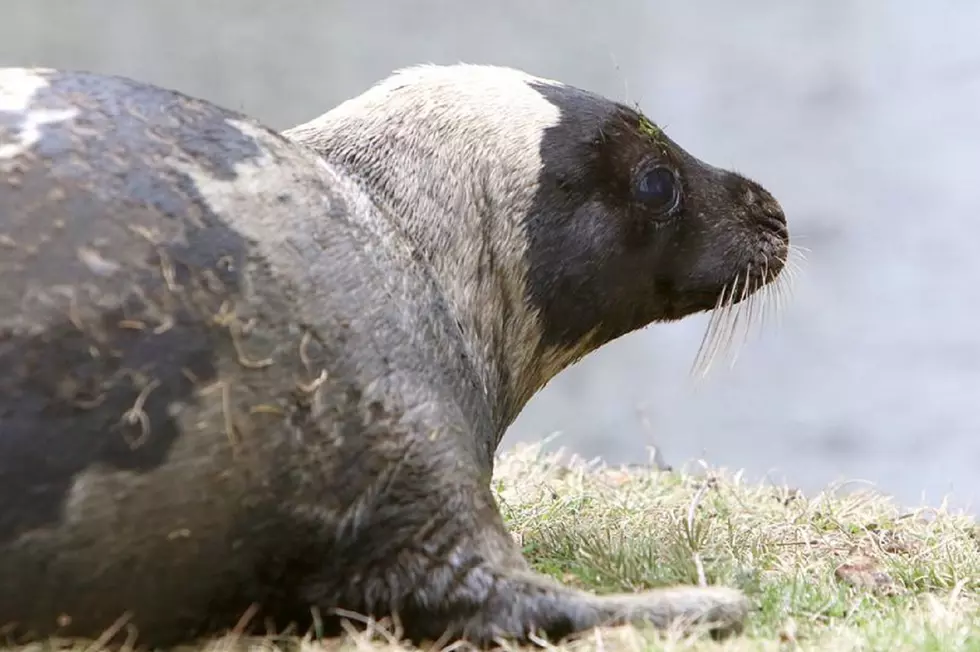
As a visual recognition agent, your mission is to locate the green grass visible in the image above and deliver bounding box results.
[9,443,980,652]
[492,444,980,651]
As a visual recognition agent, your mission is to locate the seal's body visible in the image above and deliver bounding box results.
[0,64,789,647]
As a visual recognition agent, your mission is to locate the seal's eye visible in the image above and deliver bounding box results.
[634,166,680,215]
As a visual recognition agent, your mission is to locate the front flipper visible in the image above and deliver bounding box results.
[300,483,748,648]
[393,561,749,646]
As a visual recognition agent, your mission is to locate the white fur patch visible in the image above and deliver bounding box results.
[165,117,384,424]
[0,68,78,160]
[166,117,373,250]
[284,64,575,425]
[167,118,288,216]
[164,117,366,284]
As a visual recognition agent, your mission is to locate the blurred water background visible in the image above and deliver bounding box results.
[3,1,978,513]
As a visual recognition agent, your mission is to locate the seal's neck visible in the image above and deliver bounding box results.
[284,65,579,441]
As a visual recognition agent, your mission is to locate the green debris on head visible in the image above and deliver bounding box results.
[637,113,670,156]
[637,114,662,140]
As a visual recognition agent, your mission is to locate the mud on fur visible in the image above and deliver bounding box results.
[0,63,789,647]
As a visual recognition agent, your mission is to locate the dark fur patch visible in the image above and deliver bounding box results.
[523,81,788,352]
[0,70,268,542]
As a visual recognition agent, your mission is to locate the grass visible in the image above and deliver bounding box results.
[9,443,980,652]
[491,444,980,651]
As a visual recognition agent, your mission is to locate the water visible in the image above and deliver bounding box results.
[2,0,978,513]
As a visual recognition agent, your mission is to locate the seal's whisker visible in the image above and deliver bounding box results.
[775,262,796,300]
[691,282,728,377]
[714,276,741,369]
[736,265,767,369]
[760,260,773,331]
[747,289,764,352]
[692,248,795,378]
[692,277,736,378]
[784,244,807,279]
[771,272,785,323]
[735,300,752,362]
[706,272,740,374]
[770,276,784,330]
[745,281,757,336]
[754,284,765,335]
[771,258,798,329]
[760,271,776,328]
[722,266,752,368]
[750,274,766,338]
[783,261,801,284]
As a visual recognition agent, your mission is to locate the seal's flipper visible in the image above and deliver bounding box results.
[344,560,749,646]
[298,484,749,647]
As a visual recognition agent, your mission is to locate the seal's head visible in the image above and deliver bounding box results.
[285,64,790,431]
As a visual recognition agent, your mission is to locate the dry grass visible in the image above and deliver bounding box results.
[9,443,980,652]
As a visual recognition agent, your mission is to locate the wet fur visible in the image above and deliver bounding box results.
[0,64,788,647]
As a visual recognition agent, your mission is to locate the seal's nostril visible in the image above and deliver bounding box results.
[756,210,788,239]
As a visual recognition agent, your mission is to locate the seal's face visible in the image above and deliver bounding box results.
[522,82,789,354]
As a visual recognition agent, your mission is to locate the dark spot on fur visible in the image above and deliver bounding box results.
[0,301,219,543]
[0,70,272,542]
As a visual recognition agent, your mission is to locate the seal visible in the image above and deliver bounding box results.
[0,63,789,648]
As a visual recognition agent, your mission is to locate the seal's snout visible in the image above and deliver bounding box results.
[745,182,789,242]
[720,174,790,286]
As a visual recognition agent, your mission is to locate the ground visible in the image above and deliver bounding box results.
[7,443,979,652]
